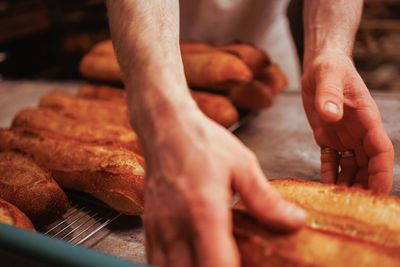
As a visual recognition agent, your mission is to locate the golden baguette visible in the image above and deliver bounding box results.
[255,63,288,94]
[228,80,274,110]
[90,40,116,56]
[0,197,35,231]
[0,150,69,227]
[233,178,400,266]
[217,43,271,73]
[180,41,214,54]
[78,84,239,128]
[12,108,142,155]
[0,129,145,215]
[79,53,123,82]
[269,178,400,246]
[233,209,400,267]
[181,51,253,88]
[39,91,131,128]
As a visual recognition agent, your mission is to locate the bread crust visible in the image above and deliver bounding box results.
[78,84,239,128]
[233,209,400,267]
[0,130,145,215]
[233,178,400,266]
[12,107,142,155]
[0,150,69,227]
[39,91,131,128]
[0,197,35,231]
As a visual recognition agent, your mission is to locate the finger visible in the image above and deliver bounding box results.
[352,167,368,190]
[194,203,240,267]
[167,239,193,267]
[364,127,394,193]
[336,152,358,186]
[144,221,166,266]
[233,159,306,231]
[320,148,340,184]
[314,66,345,122]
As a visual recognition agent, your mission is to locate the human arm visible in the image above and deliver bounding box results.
[302,0,394,192]
[106,1,306,266]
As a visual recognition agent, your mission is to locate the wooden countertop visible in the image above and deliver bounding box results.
[1,80,399,263]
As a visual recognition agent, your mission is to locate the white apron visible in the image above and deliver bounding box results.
[180,0,301,90]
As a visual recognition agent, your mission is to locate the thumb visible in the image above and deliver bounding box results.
[233,162,307,231]
[315,70,345,122]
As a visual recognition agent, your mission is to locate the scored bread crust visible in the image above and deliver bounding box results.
[39,91,131,128]
[0,150,69,227]
[233,209,400,267]
[0,197,35,231]
[268,178,400,246]
[12,107,142,155]
[0,129,145,215]
[233,178,400,266]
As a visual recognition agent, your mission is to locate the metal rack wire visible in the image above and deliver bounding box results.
[40,192,121,246]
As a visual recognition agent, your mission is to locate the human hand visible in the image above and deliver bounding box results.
[302,53,394,193]
[141,110,306,267]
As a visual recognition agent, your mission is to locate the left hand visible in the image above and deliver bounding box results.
[302,53,394,193]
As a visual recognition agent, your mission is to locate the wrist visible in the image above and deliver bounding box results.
[303,51,352,71]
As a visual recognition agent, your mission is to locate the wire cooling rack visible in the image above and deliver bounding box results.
[40,192,121,246]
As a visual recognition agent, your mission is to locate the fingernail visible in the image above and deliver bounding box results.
[285,204,307,221]
[324,101,339,116]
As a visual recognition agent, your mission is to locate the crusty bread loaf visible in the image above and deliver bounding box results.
[190,90,239,127]
[0,196,35,231]
[12,108,142,155]
[267,178,400,246]
[228,80,274,110]
[0,150,69,227]
[233,178,400,266]
[255,63,288,95]
[217,43,271,73]
[78,84,239,128]
[0,129,145,215]
[79,53,123,82]
[181,51,253,88]
[233,209,400,267]
[39,91,131,128]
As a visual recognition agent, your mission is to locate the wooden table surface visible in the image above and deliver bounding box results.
[1,80,399,264]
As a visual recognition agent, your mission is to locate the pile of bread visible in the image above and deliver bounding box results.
[1,40,399,266]
[0,40,287,231]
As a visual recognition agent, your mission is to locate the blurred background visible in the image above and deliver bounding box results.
[0,0,399,92]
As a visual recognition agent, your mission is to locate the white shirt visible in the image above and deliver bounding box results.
[180,0,301,90]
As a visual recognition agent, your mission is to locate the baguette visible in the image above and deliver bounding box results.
[255,63,288,94]
[0,129,145,215]
[90,40,116,56]
[79,53,123,82]
[233,209,400,267]
[0,197,35,231]
[228,80,274,110]
[233,178,400,266]
[12,108,142,155]
[0,150,69,227]
[39,91,131,128]
[181,51,253,88]
[217,43,271,73]
[269,178,400,246]
[78,84,239,128]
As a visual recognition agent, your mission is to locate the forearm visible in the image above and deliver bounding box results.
[106,0,198,142]
[303,0,363,66]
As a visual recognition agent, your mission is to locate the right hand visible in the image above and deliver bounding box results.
[141,109,306,267]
